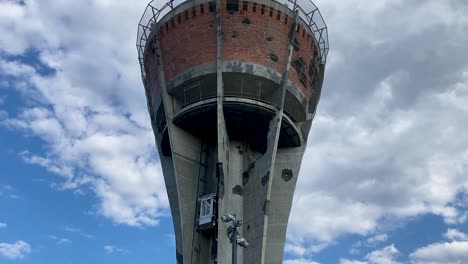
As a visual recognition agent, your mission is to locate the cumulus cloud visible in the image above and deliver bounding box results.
[444,229,468,242]
[1,0,468,262]
[0,241,31,260]
[0,0,168,226]
[341,244,401,264]
[410,229,468,264]
[410,241,468,264]
[287,0,468,252]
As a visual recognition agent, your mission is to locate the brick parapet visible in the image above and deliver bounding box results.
[144,0,323,107]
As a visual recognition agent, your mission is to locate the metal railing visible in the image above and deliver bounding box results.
[136,0,329,80]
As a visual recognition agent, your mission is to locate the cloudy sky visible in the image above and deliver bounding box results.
[1,0,467,263]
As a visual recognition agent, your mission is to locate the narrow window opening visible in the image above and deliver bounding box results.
[165,22,169,31]
[269,52,278,62]
[227,0,239,12]
[261,4,265,14]
[284,15,288,24]
[171,18,175,27]
[209,1,216,12]
[200,4,205,14]
[269,7,273,17]
[185,10,189,20]
[277,10,281,20]
[192,6,197,17]
[302,28,305,37]
[242,1,248,11]
[293,38,300,51]
[177,14,181,24]
[253,2,257,12]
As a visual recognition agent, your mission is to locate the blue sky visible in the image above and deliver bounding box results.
[1,0,468,263]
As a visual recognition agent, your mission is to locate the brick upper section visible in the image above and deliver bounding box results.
[144,0,322,103]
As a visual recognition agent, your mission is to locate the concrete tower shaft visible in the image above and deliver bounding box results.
[137,0,328,263]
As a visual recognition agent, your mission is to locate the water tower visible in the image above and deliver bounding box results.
[137,0,328,263]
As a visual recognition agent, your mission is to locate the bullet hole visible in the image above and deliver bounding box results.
[281,169,293,182]
[269,53,278,62]
[231,31,238,38]
[232,185,244,196]
[266,36,273,41]
[242,18,251,24]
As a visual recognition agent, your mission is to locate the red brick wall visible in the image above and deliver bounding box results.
[158,3,217,81]
[145,0,321,103]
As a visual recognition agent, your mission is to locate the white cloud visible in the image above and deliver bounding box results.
[0,223,6,229]
[49,235,71,245]
[285,242,329,257]
[284,259,320,264]
[349,234,389,255]
[340,260,367,264]
[0,0,169,226]
[410,241,468,264]
[0,241,31,260]
[367,234,388,245]
[341,245,401,264]
[63,225,94,239]
[289,67,468,246]
[444,229,468,242]
[408,229,468,264]
[104,245,127,255]
[1,0,468,261]
[365,245,401,264]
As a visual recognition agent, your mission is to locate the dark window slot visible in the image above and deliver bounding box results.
[277,10,281,20]
[185,10,189,20]
[242,1,248,11]
[192,6,197,16]
[261,4,265,14]
[253,2,257,12]
[269,7,273,17]
[227,0,239,12]
[209,1,216,12]
[200,3,205,13]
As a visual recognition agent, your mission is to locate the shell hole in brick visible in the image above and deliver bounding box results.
[269,53,278,62]
[230,31,238,38]
[266,36,273,41]
[242,18,251,24]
